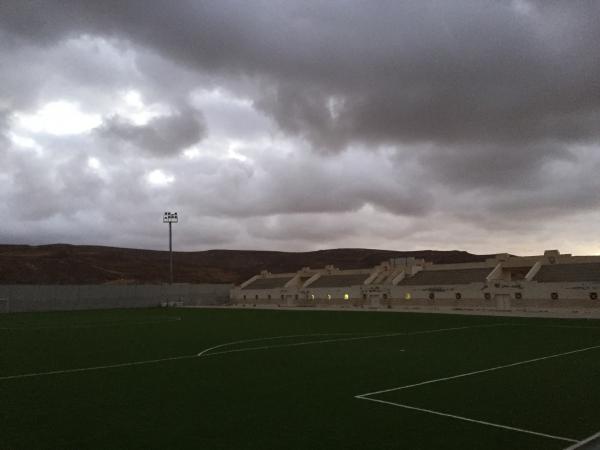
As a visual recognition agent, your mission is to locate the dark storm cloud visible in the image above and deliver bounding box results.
[419,141,574,189]
[2,1,599,150]
[1,0,600,253]
[2,1,599,195]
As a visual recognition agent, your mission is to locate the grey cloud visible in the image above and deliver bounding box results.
[0,109,9,150]
[2,1,599,148]
[246,214,360,243]
[425,145,600,233]
[0,130,236,248]
[419,141,574,190]
[1,1,600,253]
[244,210,439,249]
[0,31,139,113]
[98,107,205,156]
[174,148,433,219]
[2,0,598,199]
[6,147,105,221]
[189,89,274,142]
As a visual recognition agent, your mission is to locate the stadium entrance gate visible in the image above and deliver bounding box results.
[369,294,381,308]
[494,294,511,310]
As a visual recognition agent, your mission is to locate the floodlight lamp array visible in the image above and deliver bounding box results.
[163,211,178,223]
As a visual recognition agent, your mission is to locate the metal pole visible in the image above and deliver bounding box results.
[169,221,173,284]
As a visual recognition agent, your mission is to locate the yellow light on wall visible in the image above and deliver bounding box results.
[344,293,349,300]
[405,292,412,300]
[327,294,332,300]
[311,294,315,300]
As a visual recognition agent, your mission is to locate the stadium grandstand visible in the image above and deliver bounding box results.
[231,250,600,311]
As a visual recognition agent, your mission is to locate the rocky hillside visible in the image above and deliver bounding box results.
[0,244,493,285]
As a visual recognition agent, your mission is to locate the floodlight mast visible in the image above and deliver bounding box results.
[163,212,178,284]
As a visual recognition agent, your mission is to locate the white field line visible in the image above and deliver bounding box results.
[0,354,197,381]
[196,332,366,357]
[0,316,182,331]
[0,323,505,382]
[356,396,578,444]
[356,343,600,445]
[563,430,600,449]
[357,343,600,397]
[204,338,405,357]
[199,323,508,358]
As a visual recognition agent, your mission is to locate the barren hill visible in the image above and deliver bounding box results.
[0,244,493,285]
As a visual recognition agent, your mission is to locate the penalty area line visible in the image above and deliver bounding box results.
[563,430,600,450]
[355,396,578,444]
[355,343,600,445]
[357,343,600,397]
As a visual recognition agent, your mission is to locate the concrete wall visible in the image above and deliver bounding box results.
[231,280,600,312]
[0,284,232,313]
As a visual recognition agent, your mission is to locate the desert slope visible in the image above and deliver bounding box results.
[0,244,493,285]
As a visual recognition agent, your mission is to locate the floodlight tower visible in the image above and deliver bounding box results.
[163,211,178,284]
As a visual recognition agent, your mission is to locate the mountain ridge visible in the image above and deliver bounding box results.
[0,244,495,285]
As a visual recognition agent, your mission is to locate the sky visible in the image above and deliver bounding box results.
[0,1,599,255]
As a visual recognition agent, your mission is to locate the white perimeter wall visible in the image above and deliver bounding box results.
[0,284,233,313]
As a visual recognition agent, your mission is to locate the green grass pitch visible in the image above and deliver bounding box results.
[2,307,600,449]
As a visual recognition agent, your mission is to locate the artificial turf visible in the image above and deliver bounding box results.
[1,307,600,449]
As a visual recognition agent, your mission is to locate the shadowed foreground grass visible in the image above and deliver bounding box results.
[2,307,600,449]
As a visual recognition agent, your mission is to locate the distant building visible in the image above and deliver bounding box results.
[230,250,600,311]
